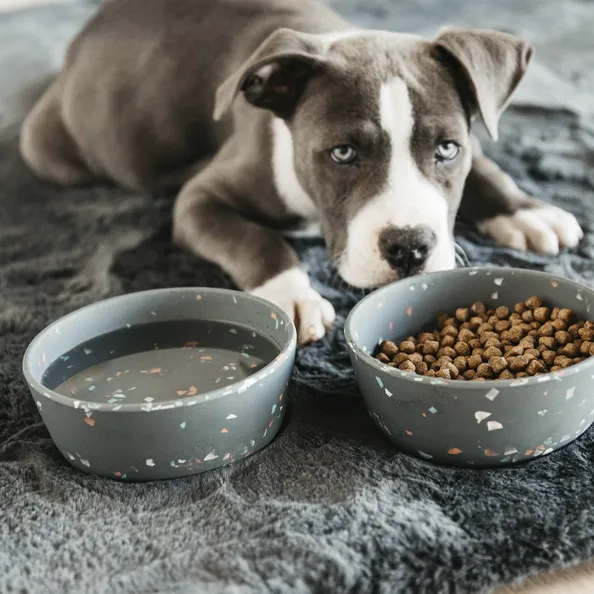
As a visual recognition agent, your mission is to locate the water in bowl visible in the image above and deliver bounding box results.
[43,320,279,404]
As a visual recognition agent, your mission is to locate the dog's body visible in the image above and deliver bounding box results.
[20,0,583,343]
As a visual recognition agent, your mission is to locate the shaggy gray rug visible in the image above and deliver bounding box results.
[2,2,594,593]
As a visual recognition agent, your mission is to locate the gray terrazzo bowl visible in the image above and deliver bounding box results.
[23,288,296,481]
[345,267,594,468]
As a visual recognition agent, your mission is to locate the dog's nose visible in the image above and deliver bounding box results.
[378,225,436,276]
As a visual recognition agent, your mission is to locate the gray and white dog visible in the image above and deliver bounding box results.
[20,0,583,344]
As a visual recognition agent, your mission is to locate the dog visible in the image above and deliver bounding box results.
[20,0,583,344]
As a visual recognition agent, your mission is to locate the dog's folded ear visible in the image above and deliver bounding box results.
[434,27,533,141]
[214,28,327,121]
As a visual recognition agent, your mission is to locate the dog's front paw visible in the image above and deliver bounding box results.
[250,267,335,345]
[478,203,583,255]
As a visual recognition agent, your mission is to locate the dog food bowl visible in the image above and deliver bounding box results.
[23,288,296,480]
[345,267,594,467]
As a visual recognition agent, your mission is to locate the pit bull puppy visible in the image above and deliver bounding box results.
[20,0,583,344]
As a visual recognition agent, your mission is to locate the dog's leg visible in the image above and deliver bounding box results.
[174,175,335,345]
[460,138,583,254]
[20,80,94,186]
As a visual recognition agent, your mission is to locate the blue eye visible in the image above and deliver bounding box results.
[330,145,358,164]
[436,141,460,161]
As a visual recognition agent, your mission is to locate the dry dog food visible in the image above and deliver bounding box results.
[375,296,594,381]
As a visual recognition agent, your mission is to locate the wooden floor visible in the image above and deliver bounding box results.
[3,0,594,592]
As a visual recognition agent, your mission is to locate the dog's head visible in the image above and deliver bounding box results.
[214,27,533,287]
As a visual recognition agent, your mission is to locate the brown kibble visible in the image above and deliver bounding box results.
[551,365,561,372]
[494,320,511,333]
[533,307,551,323]
[559,343,579,358]
[499,369,515,380]
[495,306,510,320]
[438,347,457,359]
[539,336,556,350]
[489,356,508,375]
[418,332,435,343]
[550,307,559,321]
[423,341,440,355]
[557,308,575,322]
[463,369,477,380]
[515,372,529,378]
[468,354,483,369]
[554,356,573,368]
[454,342,471,356]
[579,327,594,342]
[441,335,456,348]
[484,337,502,349]
[436,369,451,379]
[453,356,468,372]
[505,345,524,358]
[455,308,470,323]
[476,363,493,378]
[488,315,500,327]
[568,324,581,340]
[436,312,449,328]
[506,327,524,343]
[509,356,530,372]
[469,317,483,331]
[459,322,472,330]
[525,296,543,310]
[399,360,416,372]
[406,336,418,345]
[477,323,494,335]
[392,353,410,366]
[521,310,534,323]
[472,348,485,358]
[399,340,416,354]
[480,332,500,345]
[590,343,594,357]
[436,356,453,366]
[483,346,503,360]
[415,361,429,374]
[379,340,399,358]
[582,341,594,355]
[426,369,436,377]
[538,323,555,338]
[424,354,437,365]
[554,331,570,346]
[443,317,458,328]
[541,350,557,366]
[472,377,486,381]
[457,328,475,343]
[550,319,566,331]
[408,353,423,365]
[471,302,486,315]
[468,338,482,350]
[514,302,527,314]
[442,362,459,379]
[441,326,458,338]
[524,348,540,358]
[376,353,390,363]
[526,359,546,375]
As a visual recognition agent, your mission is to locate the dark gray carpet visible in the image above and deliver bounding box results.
[2,2,594,593]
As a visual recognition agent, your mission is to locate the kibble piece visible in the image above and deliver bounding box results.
[441,335,456,348]
[469,317,483,331]
[472,377,486,381]
[436,369,451,379]
[488,315,500,327]
[484,337,502,349]
[468,354,483,370]
[483,346,503,360]
[454,342,471,356]
[477,323,494,335]
[424,340,440,355]
[426,369,436,377]
[533,307,551,323]
[539,336,556,350]
[551,365,561,372]
[507,327,524,344]
[509,356,530,372]
[424,354,437,365]
[442,317,458,328]
[480,332,500,345]
[415,361,429,374]
[526,359,546,375]
[590,343,594,357]
[550,319,566,331]
[436,312,449,328]
[579,327,594,341]
[489,356,508,375]
[472,348,485,358]
[522,310,534,323]
[471,302,486,315]
[559,343,579,358]
[468,338,482,350]
[438,347,457,359]
[554,356,573,368]
[494,320,511,333]
[495,306,510,320]
[524,348,540,358]
[408,353,423,365]
[376,353,390,363]
[441,326,458,338]
[550,307,560,321]
[476,363,493,378]
[453,356,468,372]
[568,324,581,340]
[388,362,398,367]
[379,340,399,358]
[514,302,527,314]
[538,323,555,338]
[406,336,418,345]
[455,308,470,323]
[505,345,524,358]
[399,340,416,354]
[442,362,459,379]
[525,296,543,310]
[499,369,515,380]
[463,369,477,380]
[399,360,416,372]
[392,353,410,366]
[554,331,570,346]
[436,356,453,366]
[541,350,557,366]
[418,332,435,343]
[515,372,530,378]
[457,328,475,343]
[557,308,575,322]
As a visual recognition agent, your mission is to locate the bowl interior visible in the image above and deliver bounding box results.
[346,267,594,382]
[24,288,296,402]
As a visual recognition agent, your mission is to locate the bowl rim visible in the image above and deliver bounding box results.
[23,287,297,412]
[344,266,594,390]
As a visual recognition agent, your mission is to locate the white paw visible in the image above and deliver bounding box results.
[478,204,583,255]
[250,267,335,345]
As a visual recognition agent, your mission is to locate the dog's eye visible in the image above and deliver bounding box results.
[330,145,358,165]
[436,141,460,162]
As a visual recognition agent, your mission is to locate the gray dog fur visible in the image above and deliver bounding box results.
[2,1,594,593]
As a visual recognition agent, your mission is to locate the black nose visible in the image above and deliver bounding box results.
[378,225,436,276]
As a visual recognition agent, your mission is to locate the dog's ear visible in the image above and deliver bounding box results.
[214,28,327,121]
[434,27,533,141]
